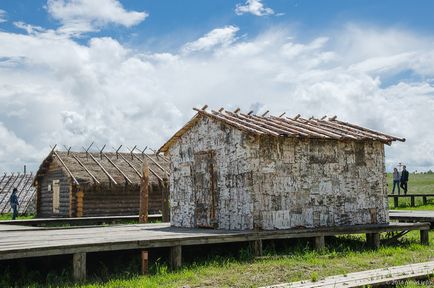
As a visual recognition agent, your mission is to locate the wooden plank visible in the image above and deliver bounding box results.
[53,151,79,185]
[71,154,100,184]
[103,153,133,184]
[250,239,263,256]
[263,261,434,288]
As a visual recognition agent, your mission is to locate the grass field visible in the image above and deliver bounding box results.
[387,172,434,209]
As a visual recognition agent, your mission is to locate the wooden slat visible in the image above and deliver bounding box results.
[263,261,434,288]
[102,153,133,184]
[53,151,79,185]
[87,153,117,185]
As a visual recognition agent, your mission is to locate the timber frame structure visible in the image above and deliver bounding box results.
[34,146,170,219]
[0,172,36,215]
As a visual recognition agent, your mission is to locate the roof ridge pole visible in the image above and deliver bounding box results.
[102,153,133,184]
[87,153,118,185]
[71,153,100,184]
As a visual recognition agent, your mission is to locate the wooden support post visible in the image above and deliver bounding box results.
[141,250,149,274]
[393,196,398,208]
[162,177,170,222]
[314,235,325,251]
[420,229,429,246]
[366,233,380,249]
[170,245,182,271]
[250,239,263,257]
[411,196,415,207]
[139,160,149,224]
[73,252,86,282]
[423,196,427,205]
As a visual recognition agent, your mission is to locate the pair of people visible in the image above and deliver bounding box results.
[392,165,409,195]
[9,188,19,220]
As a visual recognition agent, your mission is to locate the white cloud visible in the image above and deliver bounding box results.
[182,26,240,54]
[235,0,274,16]
[1,24,434,173]
[0,9,7,23]
[46,0,148,35]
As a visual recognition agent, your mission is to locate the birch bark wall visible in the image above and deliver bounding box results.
[168,116,388,230]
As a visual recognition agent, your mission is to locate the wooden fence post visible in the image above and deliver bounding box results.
[139,160,149,224]
[170,245,182,271]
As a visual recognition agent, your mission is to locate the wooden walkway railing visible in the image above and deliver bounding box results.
[388,194,434,208]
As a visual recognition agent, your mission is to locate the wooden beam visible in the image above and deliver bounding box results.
[250,239,262,257]
[170,245,182,271]
[102,153,133,184]
[129,153,163,182]
[71,153,100,184]
[141,250,148,275]
[142,153,168,175]
[314,236,325,251]
[53,151,79,185]
[420,229,429,245]
[139,160,149,224]
[162,178,170,222]
[118,153,142,178]
[73,252,86,282]
[87,153,117,185]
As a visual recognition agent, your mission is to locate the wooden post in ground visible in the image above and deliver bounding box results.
[314,236,325,251]
[423,196,427,205]
[170,245,182,271]
[366,233,380,249]
[162,177,170,222]
[141,250,149,274]
[411,196,415,207]
[73,252,86,282]
[393,196,398,208]
[139,160,149,224]
[420,229,429,245]
[250,239,263,257]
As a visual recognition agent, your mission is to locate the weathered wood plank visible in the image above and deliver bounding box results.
[262,261,434,288]
[73,252,86,282]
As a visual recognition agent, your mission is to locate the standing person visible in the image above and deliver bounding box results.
[400,165,409,195]
[392,167,401,195]
[9,188,19,220]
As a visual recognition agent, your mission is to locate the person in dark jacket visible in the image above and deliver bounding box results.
[9,188,19,220]
[400,166,409,195]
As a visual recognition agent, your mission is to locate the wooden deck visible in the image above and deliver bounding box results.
[265,261,434,288]
[0,214,162,227]
[390,210,434,226]
[0,222,430,281]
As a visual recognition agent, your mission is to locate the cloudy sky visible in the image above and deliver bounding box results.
[0,0,433,173]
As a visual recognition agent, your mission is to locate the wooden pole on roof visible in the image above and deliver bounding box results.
[139,159,149,224]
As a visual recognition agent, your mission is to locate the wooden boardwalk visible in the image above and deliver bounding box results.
[390,210,434,226]
[0,222,430,281]
[0,214,162,227]
[265,261,434,287]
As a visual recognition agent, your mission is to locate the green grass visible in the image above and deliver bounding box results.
[387,172,434,209]
[0,213,35,221]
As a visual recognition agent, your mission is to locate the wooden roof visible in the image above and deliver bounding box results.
[158,106,405,153]
[35,150,169,186]
[0,173,35,214]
